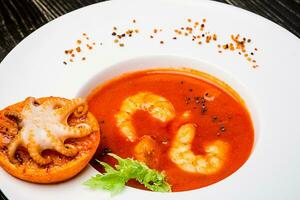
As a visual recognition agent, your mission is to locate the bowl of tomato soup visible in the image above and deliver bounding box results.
[78,56,256,192]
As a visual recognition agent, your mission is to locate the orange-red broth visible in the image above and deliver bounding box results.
[87,69,254,192]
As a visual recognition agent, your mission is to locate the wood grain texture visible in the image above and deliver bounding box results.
[0,0,299,199]
[0,0,299,62]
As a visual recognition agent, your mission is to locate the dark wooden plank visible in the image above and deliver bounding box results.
[0,0,299,62]
[0,190,8,200]
[226,0,300,36]
[0,0,106,61]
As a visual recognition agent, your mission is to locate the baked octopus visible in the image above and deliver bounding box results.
[0,97,100,183]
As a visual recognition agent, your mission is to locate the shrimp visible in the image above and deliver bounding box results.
[115,92,175,142]
[169,123,229,175]
[134,135,160,168]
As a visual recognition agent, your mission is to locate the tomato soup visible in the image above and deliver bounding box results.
[87,69,254,192]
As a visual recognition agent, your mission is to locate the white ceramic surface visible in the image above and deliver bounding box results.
[0,0,300,199]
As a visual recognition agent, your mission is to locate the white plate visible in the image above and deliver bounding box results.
[1,0,300,199]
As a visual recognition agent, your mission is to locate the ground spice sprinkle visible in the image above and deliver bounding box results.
[219,34,259,68]
[63,33,96,65]
[63,18,259,69]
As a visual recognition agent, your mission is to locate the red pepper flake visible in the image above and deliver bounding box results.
[87,44,93,50]
[205,35,211,43]
[63,61,67,65]
[160,41,164,44]
[223,44,229,49]
[64,49,73,54]
[172,37,177,40]
[254,48,258,51]
[186,27,193,33]
[133,19,136,23]
[154,29,158,33]
[229,43,235,51]
[200,24,205,31]
[112,32,117,36]
[63,33,96,65]
[212,34,217,41]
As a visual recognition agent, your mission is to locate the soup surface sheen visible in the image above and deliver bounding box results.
[87,69,254,192]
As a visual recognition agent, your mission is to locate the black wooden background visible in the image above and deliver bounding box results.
[0,0,299,62]
[0,0,299,199]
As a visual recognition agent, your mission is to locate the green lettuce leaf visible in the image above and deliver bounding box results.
[83,153,171,194]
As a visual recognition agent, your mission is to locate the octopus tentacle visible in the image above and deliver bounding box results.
[61,124,92,141]
[23,97,35,110]
[78,112,98,131]
[3,110,22,124]
[8,134,22,163]
[0,110,22,136]
[42,98,66,109]
[0,119,18,136]
[47,132,78,157]
[56,98,87,123]
[27,132,52,165]
[2,97,95,165]
[73,104,88,118]
[65,144,79,154]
